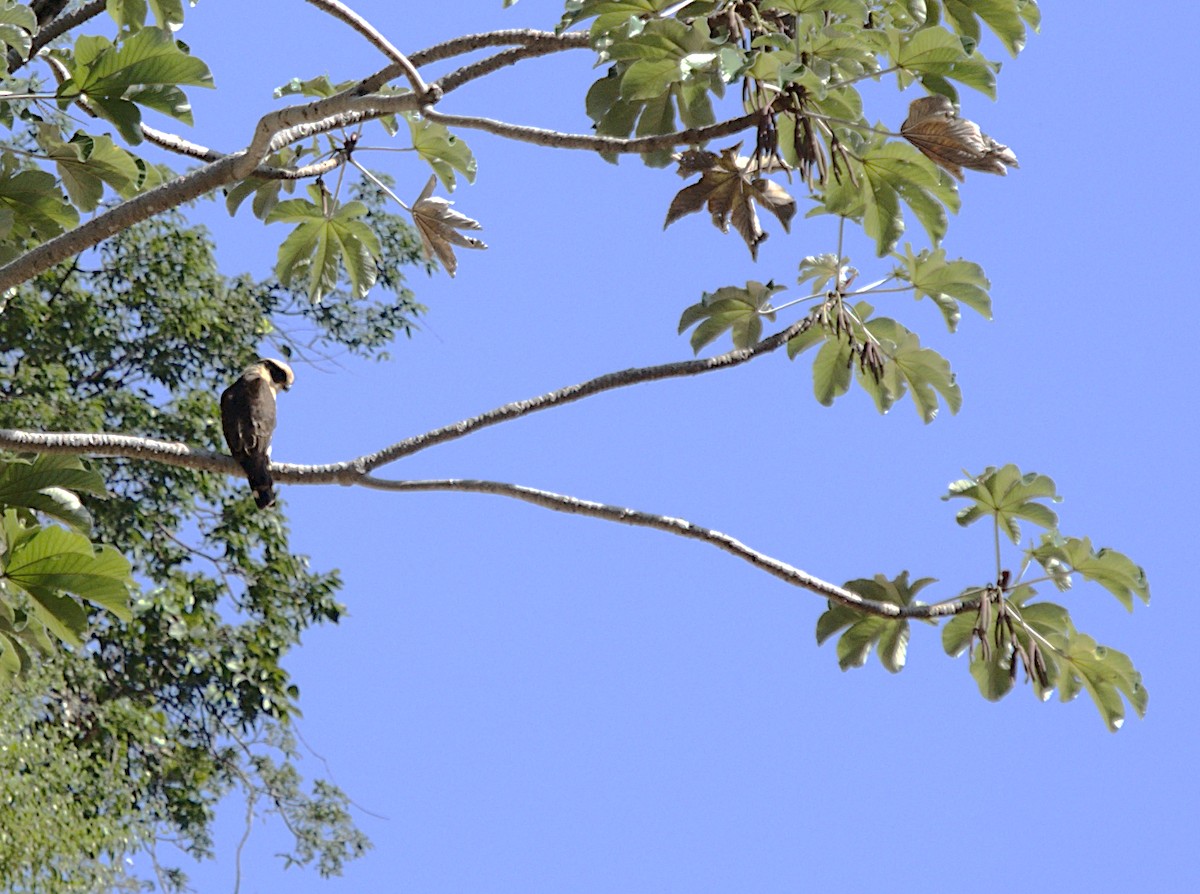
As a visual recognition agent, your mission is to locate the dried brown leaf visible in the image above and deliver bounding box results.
[410,175,486,277]
[664,146,796,260]
[900,95,1019,181]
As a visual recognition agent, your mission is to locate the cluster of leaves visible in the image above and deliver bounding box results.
[679,245,988,421]
[565,0,1039,256]
[0,202,422,888]
[0,2,210,264]
[229,74,484,289]
[817,465,1149,731]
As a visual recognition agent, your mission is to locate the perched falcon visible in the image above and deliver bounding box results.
[220,358,294,509]
[900,94,1018,180]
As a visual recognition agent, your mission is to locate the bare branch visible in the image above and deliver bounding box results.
[357,477,975,620]
[140,124,345,180]
[0,427,967,620]
[304,0,432,98]
[358,29,591,94]
[324,317,816,475]
[434,42,589,95]
[422,108,760,154]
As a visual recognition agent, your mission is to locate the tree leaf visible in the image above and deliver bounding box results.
[816,573,934,672]
[1031,535,1150,611]
[894,245,991,331]
[0,0,37,61]
[943,465,1060,543]
[409,175,486,278]
[2,525,133,625]
[677,281,783,352]
[407,116,477,191]
[665,146,795,259]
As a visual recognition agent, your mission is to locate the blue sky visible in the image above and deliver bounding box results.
[118,2,1198,891]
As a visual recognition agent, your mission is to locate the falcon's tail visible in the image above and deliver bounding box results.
[240,455,276,509]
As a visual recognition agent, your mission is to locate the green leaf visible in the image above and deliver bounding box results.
[0,168,79,241]
[764,0,867,14]
[107,0,148,31]
[40,129,143,211]
[676,281,783,352]
[57,27,213,138]
[0,0,37,61]
[861,164,903,255]
[816,573,935,672]
[62,27,214,97]
[943,464,1060,543]
[941,608,976,657]
[894,244,991,331]
[862,142,960,250]
[149,0,187,31]
[407,116,477,191]
[1045,620,1148,732]
[2,525,133,625]
[0,455,107,534]
[797,253,842,292]
[267,188,381,302]
[893,25,967,74]
[621,58,681,100]
[863,316,962,421]
[1031,535,1149,611]
[945,0,1029,56]
[811,336,854,405]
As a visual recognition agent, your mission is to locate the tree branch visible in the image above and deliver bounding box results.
[6,0,105,76]
[309,316,817,476]
[358,29,591,94]
[0,91,422,292]
[304,0,431,98]
[0,308,978,623]
[0,423,971,620]
[357,477,975,621]
[421,108,760,154]
[433,42,590,95]
[139,125,344,180]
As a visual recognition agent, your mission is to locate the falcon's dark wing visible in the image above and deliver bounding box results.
[220,372,278,508]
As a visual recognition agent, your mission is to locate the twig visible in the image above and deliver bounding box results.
[421,108,760,154]
[304,0,431,99]
[358,476,975,620]
[358,29,590,94]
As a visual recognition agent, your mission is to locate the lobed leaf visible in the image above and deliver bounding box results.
[943,464,1060,543]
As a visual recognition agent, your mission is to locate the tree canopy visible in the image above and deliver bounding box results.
[0,1,1151,891]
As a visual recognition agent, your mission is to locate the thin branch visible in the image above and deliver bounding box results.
[356,477,976,621]
[320,316,816,475]
[140,124,344,180]
[434,43,587,95]
[304,0,431,98]
[358,29,590,94]
[422,108,760,154]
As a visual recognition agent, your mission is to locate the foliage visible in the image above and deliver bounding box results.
[0,192,420,888]
[817,465,1149,731]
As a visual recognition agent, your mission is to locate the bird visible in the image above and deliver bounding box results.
[220,358,294,509]
[900,94,1018,180]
